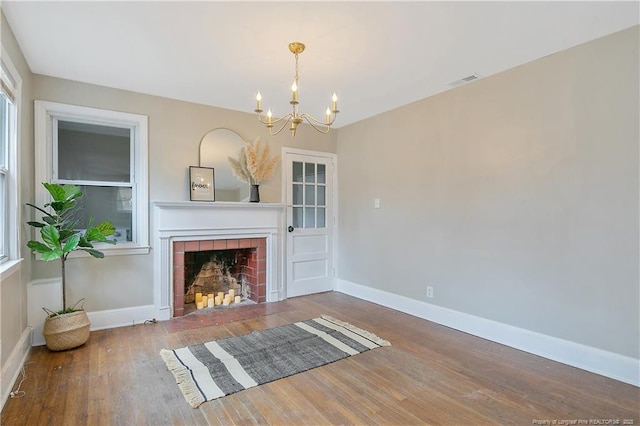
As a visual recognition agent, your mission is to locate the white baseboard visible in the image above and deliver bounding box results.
[88,304,157,331]
[336,278,639,387]
[1,327,32,410]
[31,304,157,347]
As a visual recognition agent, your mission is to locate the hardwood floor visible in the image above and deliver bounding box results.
[2,292,638,425]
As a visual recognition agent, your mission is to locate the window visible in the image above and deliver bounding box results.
[34,101,149,255]
[0,49,21,267]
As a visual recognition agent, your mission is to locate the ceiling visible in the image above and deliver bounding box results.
[3,1,638,128]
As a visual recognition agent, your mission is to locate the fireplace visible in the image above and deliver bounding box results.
[173,238,266,316]
[153,201,285,320]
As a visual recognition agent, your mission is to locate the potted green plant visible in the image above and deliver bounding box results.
[26,182,116,351]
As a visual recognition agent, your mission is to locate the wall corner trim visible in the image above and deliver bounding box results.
[1,326,32,410]
[336,279,639,387]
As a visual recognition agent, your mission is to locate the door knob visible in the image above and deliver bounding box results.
[288,225,294,233]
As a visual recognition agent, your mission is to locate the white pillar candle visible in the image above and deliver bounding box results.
[229,289,235,298]
[207,298,214,308]
[215,296,222,306]
[234,295,241,304]
[195,292,202,303]
[217,292,224,299]
[196,301,204,310]
[222,298,230,306]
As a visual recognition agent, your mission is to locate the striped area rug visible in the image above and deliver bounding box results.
[160,315,390,408]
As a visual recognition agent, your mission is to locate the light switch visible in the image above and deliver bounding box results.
[374,198,380,209]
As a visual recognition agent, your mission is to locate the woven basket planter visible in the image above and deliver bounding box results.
[43,309,91,351]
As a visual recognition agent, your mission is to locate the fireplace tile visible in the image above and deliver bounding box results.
[239,238,251,248]
[185,241,200,251]
[200,240,214,251]
[213,240,227,250]
[174,241,185,254]
[227,239,239,249]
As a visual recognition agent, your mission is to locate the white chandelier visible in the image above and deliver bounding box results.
[255,42,339,137]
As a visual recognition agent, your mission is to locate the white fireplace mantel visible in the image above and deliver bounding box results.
[152,201,286,320]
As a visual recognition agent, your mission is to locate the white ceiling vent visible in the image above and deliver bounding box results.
[448,73,480,87]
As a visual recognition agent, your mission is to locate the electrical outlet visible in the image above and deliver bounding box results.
[426,286,434,299]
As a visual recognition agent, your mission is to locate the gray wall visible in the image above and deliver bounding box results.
[1,10,33,366]
[31,75,337,311]
[336,26,639,359]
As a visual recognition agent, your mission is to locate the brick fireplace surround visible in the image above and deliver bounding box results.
[173,237,267,316]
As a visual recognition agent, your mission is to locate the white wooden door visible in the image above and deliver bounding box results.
[285,150,335,298]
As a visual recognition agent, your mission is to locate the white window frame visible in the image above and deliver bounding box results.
[34,101,149,256]
[0,46,22,277]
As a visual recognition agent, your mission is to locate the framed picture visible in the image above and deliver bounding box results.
[189,166,215,201]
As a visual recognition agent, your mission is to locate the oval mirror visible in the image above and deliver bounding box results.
[199,128,249,202]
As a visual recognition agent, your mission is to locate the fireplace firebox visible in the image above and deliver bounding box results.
[173,238,266,316]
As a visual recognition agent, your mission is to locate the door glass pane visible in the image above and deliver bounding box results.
[304,207,315,228]
[317,207,326,228]
[292,207,303,228]
[317,164,326,184]
[305,162,315,183]
[292,161,303,183]
[304,184,315,205]
[292,183,303,205]
[57,121,131,182]
[317,186,326,206]
[73,185,133,242]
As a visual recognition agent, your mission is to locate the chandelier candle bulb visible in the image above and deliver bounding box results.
[256,92,262,111]
[291,81,298,103]
[325,108,331,124]
[267,109,272,125]
[332,93,338,111]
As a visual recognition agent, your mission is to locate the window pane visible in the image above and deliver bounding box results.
[292,207,303,228]
[73,185,133,242]
[317,185,326,206]
[0,173,5,257]
[292,161,303,183]
[292,183,303,205]
[0,95,7,168]
[317,207,326,228]
[304,184,315,205]
[57,121,131,182]
[304,207,315,228]
[317,164,326,184]
[305,162,315,183]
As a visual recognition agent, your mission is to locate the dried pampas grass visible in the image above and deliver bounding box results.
[228,139,280,185]
[228,147,251,184]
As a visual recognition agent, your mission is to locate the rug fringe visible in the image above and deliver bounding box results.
[321,315,391,346]
[160,349,205,408]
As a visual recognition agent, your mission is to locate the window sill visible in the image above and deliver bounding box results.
[31,245,151,261]
[0,258,23,281]
[72,244,151,258]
